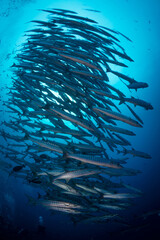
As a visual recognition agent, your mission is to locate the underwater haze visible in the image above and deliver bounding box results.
[0,0,160,240]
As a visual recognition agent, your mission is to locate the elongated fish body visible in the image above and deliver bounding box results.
[76,184,99,194]
[122,184,143,194]
[103,193,139,199]
[37,169,65,177]
[45,206,82,214]
[59,54,102,71]
[66,153,122,169]
[128,82,148,90]
[93,107,142,127]
[120,96,153,110]
[102,124,136,136]
[45,107,95,132]
[43,127,92,137]
[80,214,118,223]
[110,70,135,83]
[53,180,81,196]
[39,200,83,209]
[28,137,64,154]
[96,203,125,210]
[120,147,151,159]
[53,169,101,181]
[89,88,120,100]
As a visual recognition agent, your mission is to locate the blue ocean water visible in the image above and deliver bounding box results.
[0,0,160,239]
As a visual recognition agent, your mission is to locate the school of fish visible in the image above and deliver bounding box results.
[0,8,153,224]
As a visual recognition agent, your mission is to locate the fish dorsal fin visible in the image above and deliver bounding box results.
[42,136,46,141]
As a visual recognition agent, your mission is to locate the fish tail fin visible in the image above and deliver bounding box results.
[24,132,29,140]
[11,63,16,67]
[106,65,112,72]
[25,142,30,151]
[116,149,121,154]
[119,98,125,105]
[122,147,127,155]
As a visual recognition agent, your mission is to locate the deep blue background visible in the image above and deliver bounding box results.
[0,0,160,239]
